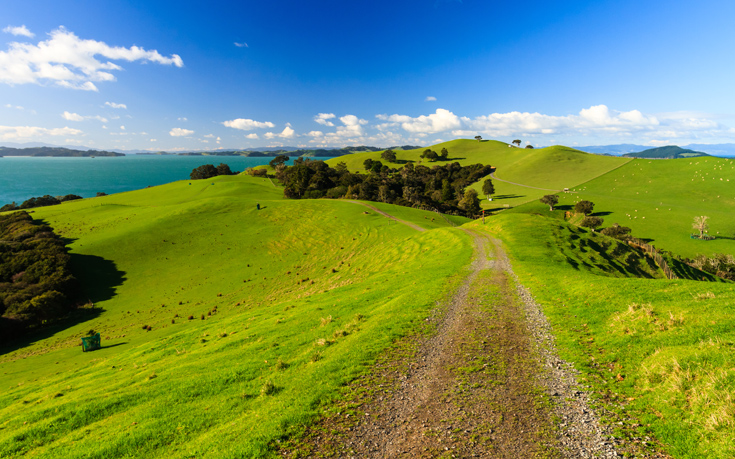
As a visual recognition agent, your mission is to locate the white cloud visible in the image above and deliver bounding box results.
[62,111,107,122]
[234,42,248,48]
[0,27,183,90]
[3,25,34,38]
[0,125,82,140]
[203,134,215,138]
[306,130,323,137]
[169,127,194,137]
[314,113,336,127]
[245,133,259,139]
[150,139,156,142]
[105,101,126,109]
[178,117,187,121]
[222,118,275,130]
[120,125,125,130]
[377,108,461,134]
[425,96,437,101]
[264,126,295,140]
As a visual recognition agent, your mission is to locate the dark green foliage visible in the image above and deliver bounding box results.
[475,135,482,141]
[190,164,219,180]
[421,149,439,162]
[540,194,558,211]
[0,211,79,339]
[600,223,633,241]
[268,155,290,168]
[380,149,397,162]
[19,195,60,209]
[525,144,534,149]
[59,194,83,202]
[622,145,709,159]
[685,253,735,281]
[580,216,604,230]
[216,163,234,176]
[1,202,18,212]
[277,159,492,217]
[482,179,495,196]
[96,192,107,197]
[440,148,449,160]
[574,200,595,215]
[363,158,374,171]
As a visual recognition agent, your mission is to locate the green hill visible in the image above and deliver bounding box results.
[623,145,709,159]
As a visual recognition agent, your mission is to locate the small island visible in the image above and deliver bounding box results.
[0,147,123,157]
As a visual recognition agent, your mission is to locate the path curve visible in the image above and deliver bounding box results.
[348,200,426,232]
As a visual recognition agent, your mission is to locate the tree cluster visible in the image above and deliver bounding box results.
[1,194,84,212]
[276,159,493,217]
[0,211,79,340]
[685,253,735,281]
[190,163,236,180]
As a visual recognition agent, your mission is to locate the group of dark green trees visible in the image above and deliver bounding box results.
[1,194,88,212]
[190,163,237,180]
[0,211,79,340]
[275,158,493,217]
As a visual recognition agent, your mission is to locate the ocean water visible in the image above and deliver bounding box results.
[0,155,327,206]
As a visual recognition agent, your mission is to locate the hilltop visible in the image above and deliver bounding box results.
[622,145,709,159]
[0,146,123,157]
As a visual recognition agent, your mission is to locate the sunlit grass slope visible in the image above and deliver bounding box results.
[0,175,473,458]
[477,213,735,458]
[326,139,630,209]
[554,157,735,258]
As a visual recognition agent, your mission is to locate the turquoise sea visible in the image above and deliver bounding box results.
[0,155,327,206]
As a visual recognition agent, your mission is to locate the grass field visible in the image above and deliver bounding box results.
[475,213,735,458]
[0,175,473,458]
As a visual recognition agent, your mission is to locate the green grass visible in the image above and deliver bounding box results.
[0,175,473,458]
[552,157,735,258]
[474,212,735,458]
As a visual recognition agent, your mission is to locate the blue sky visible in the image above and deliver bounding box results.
[2,0,735,151]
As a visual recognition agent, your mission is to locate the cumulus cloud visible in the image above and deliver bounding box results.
[62,111,107,122]
[377,108,461,134]
[264,126,295,140]
[314,113,336,127]
[0,26,183,91]
[222,118,275,130]
[0,125,82,140]
[3,25,34,38]
[169,127,194,137]
[245,133,259,139]
[104,101,126,109]
[425,96,437,101]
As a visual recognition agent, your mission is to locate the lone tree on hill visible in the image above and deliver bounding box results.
[540,194,558,211]
[600,223,633,241]
[482,179,495,198]
[574,200,595,216]
[440,148,449,160]
[381,149,397,162]
[190,164,218,180]
[525,144,534,149]
[693,215,710,238]
[512,139,522,147]
[581,216,604,231]
[475,135,482,141]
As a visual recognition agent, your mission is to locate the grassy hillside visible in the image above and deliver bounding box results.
[0,175,473,458]
[478,212,735,458]
[552,157,735,258]
[327,139,630,209]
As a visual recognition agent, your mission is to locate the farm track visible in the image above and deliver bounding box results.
[282,228,621,458]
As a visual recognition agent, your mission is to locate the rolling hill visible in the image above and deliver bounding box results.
[622,145,709,159]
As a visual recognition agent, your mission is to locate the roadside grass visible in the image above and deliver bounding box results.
[475,212,735,458]
[553,157,735,258]
[0,175,473,458]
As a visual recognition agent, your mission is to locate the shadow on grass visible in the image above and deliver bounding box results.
[0,254,126,356]
[492,194,526,200]
[592,211,613,217]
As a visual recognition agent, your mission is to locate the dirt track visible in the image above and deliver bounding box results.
[281,229,621,458]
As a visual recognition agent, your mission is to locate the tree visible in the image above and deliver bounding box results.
[269,155,289,168]
[216,163,233,176]
[474,135,482,141]
[381,149,397,162]
[482,179,495,197]
[574,200,595,216]
[335,161,348,173]
[421,149,438,162]
[600,223,632,241]
[540,194,558,211]
[96,192,107,197]
[440,148,449,160]
[693,215,710,238]
[370,160,384,173]
[580,216,604,231]
[458,189,481,214]
[512,139,521,147]
[190,164,218,180]
[441,179,455,202]
[363,158,374,171]
[525,144,534,149]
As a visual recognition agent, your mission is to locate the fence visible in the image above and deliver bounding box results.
[627,238,677,280]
